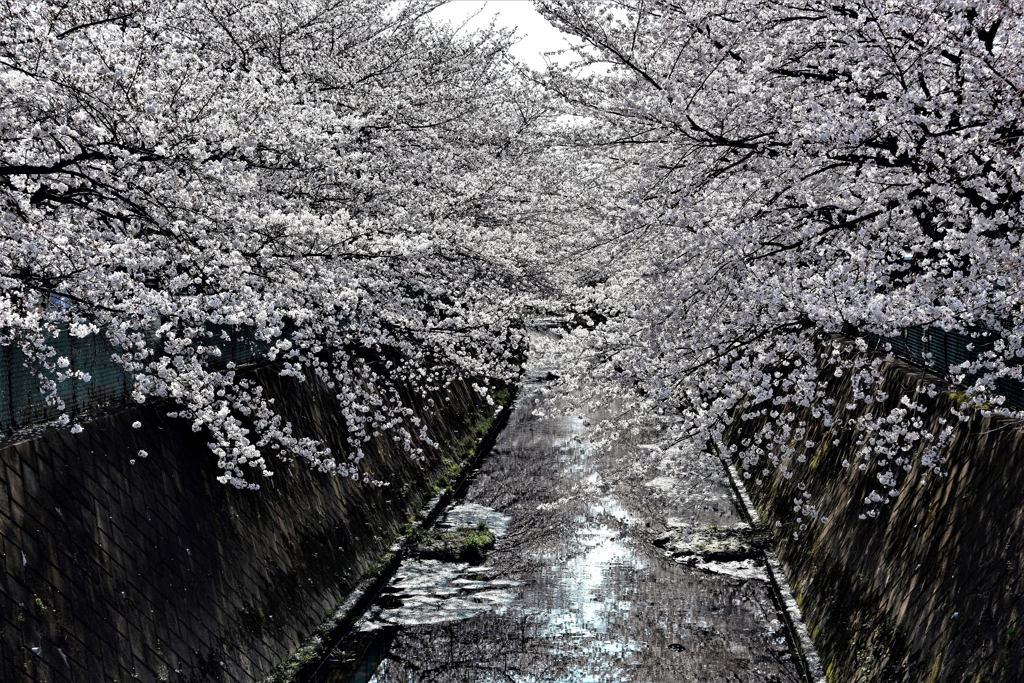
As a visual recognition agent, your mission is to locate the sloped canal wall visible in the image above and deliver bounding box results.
[0,364,504,683]
[728,348,1024,683]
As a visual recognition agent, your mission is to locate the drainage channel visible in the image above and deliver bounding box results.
[304,350,822,683]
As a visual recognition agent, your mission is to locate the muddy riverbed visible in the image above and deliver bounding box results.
[306,353,809,683]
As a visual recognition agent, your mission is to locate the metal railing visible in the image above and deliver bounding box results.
[858,325,1024,410]
[0,326,268,433]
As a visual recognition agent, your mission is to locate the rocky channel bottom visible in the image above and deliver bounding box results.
[654,524,773,571]
[311,356,812,683]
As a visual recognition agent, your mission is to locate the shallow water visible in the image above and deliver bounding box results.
[313,359,804,683]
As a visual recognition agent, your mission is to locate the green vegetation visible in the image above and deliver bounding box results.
[261,388,514,683]
[416,522,496,565]
[949,391,995,410]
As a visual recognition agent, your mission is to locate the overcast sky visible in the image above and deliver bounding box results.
[427,1,576,70]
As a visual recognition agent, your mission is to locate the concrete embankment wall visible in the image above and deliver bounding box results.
[729,351,1024,683]
[0,365,492,683]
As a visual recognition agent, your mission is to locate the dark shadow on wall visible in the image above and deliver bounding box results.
[0,364,491,683]
[728,347,1024,683]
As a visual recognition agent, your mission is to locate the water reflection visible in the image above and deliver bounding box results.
[319,360,803,683]
[361,559,517,628]
[352,504,517,631]
[440,503,511,535]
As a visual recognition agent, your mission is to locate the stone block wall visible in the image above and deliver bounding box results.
[0,366,487,683]
[730,350,1024,683]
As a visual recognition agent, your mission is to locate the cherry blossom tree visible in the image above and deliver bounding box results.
[0,0,552,487]
[536,0,1024,519]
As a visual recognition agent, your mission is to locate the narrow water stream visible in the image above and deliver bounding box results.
[310,350,806,682]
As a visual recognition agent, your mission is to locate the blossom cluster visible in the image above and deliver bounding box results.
[537,0,1024,518]
[0,0,549,486]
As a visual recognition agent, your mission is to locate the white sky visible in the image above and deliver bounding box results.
[427,1,577,70]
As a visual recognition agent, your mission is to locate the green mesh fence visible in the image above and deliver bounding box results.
[0,325,269,433]
[854,326,1024,410]
[205,324,274,369]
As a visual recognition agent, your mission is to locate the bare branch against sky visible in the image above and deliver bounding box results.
[427,1,575,70]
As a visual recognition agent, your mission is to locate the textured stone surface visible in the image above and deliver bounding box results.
[653,525,770,565]
[730,351,1024,683]
[414,525,496,565]
[0,365,485,683]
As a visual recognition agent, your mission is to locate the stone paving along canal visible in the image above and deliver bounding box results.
[309,345,812,682]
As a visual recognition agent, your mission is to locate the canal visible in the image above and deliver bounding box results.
[306,342,812,682]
